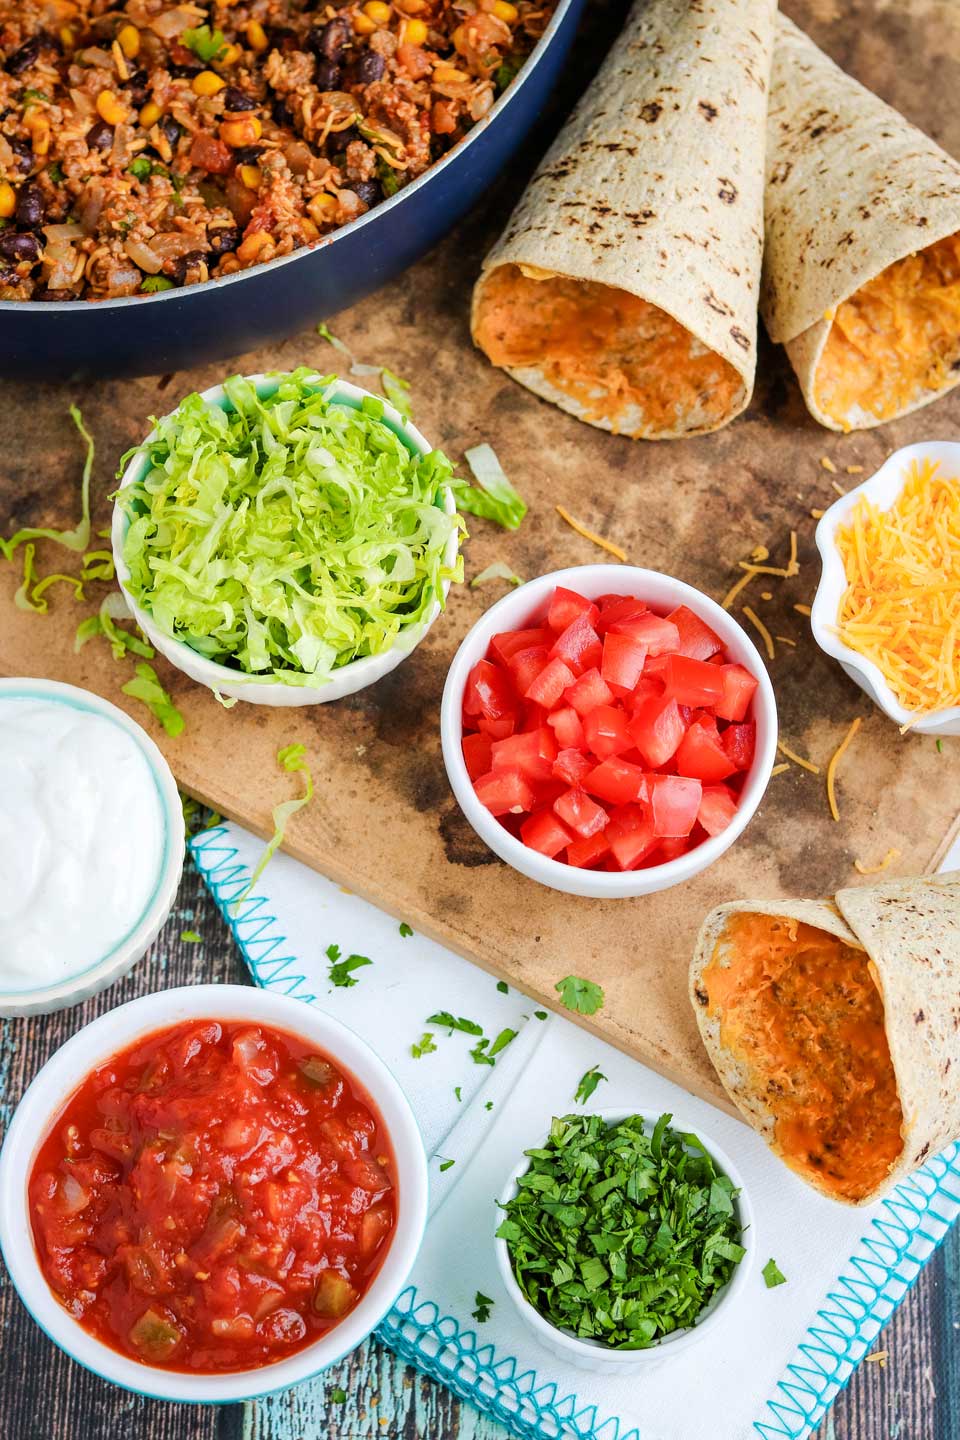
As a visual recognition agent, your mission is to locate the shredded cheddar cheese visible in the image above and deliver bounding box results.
[826,717,862,823]
[777,741,820,774]
[555,506,627,562]
[775,635,797,646]
[770,762,791,777]
[794,604,812,617]
[834,457,960,714]
[743,605,775,659]
[820,456,838,474]
[846,465,864,475]
[721,534,799,611]
[853,847,900,876]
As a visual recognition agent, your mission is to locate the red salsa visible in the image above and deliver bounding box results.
[462,587,760,870]
[29,1020,397,1373]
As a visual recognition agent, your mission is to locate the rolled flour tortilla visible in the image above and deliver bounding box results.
[471,0,776,440]
[762,16,960,432]
[689,873,960,1206]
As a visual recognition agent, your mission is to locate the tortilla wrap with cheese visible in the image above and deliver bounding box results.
[470,0,776,440]
[762,16,960,432]
[690,873,960,1206]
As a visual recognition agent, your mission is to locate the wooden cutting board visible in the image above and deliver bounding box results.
[1,0,958,1109]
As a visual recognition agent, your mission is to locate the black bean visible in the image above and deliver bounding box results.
[6,38,40,75]
[309,17,350,62]
[351,50,385,85]
[270,96,293,128]
[160,116,181,148]
[0,231,40,263]
[208,224,240,255]
[231,144,264,165]
[169,61,202,78]
[169,249,205,284]
[34,286,74,301]
[15,183,44,228]
[265,24,296,49]
[352,179,382,207]
[85,119,114,152]
[124,67,150,106]
[221,87,258,112]
[326,124,358,156]
[8,136,33,173]
[314,60,342,90]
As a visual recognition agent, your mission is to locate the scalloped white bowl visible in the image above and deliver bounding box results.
[811,440,960,736]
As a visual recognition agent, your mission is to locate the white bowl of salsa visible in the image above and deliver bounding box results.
[0,985,428,1402]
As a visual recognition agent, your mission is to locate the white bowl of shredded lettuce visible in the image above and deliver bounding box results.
[111,369,463,705]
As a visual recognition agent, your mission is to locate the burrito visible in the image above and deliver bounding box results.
[690,873,960,1206]
[762,16,960,432]
[471,0,776,439]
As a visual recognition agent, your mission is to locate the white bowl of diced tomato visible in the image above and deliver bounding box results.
[440,566,777,898]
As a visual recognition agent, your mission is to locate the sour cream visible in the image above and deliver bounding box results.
[0,694,168,991]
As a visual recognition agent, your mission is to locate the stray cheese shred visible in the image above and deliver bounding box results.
[555,506,627,562]
[777,741,820,775]
[834,457,960,714]
[826,717,862,823]
[742,605,775,660]
[853,847,901,876]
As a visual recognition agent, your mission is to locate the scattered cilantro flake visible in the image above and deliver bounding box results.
[488,1027,517,1058]
[534,1010,548,1021]
[453,444,527,530]
[330,1387,347,1405]
[937,738,944,753]
[485,1100,494,1111]
[470,1037,494,1067]
[22,87,49,105]
[472,561,523,588]
[411,1032,436,1059]
[426,1011,483,1036]
[141,276,175,294]
[496,980,508,994]
[454,1085,462,1103]
[762,1258,787,1289]
[328,953,372,988]
[180,929,202,944]
[399,922,413,938]
[471,1292,494,1323]
[574,1064,607,1105]
[121,662,184,737]
[182,24,227,61]
[325,943,341,963]
[497,1113,745,1348]
[554,975,605,1017]
[376,157,401,197]
[494,58,521,92]
[438,1157,455,1173]
[48,161,64,183]
[236,743,313,903]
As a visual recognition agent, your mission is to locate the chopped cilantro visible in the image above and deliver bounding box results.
[555,975,605,1016]
[762,1258,787,1289]
[330,1387,347,1404]
[493,58,521,92]
[328,952,372,988]
[937,738,944,753]
[411,1032,436,1059]
[399,921,413,937]
[180,929,202,943]
[426,1011,483,1036]
[325,943,341,963]
[438,1157,455,1173]
[22,87,49,105]
[48,161,65,183]
[485,1100,494,1111]
[470,1038,494,1067]
[454,1085,462,1103]
[496,980,508,994]
[182,24,227,61]
[497,1113,745,1347]
[376,157,401,197]
[488,1027,517,1058]
[471,1292,494,1323]
[534,1010,548,1021]
[574,1064,607,1105]
[141,276,174,293]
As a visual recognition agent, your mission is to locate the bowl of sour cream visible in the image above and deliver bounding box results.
[0,678,184,1016]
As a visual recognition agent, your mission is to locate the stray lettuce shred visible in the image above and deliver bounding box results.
[117,369,463,687]
[381,367,412,421]
[471,560,523,588]
[238,743,314,904]
[455,443,527,530]
[121,662,184,737]
[1,404,94,559]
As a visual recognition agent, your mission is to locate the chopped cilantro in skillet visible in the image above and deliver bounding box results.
[574,1065,607,1105]
[555,975,605,1016]
[762,1258,787,1289]
[497,1113,745,1348]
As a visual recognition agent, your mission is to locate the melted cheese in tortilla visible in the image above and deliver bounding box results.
[815,233,960,426]
[474,264,744,438]
[701,913,903,1203]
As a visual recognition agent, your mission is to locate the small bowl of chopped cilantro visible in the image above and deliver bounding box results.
[494,1110,752,1371]
[112,369,463,705]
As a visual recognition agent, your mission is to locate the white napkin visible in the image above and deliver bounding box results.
[192,826,960,1440]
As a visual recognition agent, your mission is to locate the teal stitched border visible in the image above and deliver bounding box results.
[190,828,960,1440]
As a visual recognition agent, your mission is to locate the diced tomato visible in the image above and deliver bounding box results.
[597,595,648,632]
[462,732,492,781]
[656,836,693,862]
[490,627,553,665]
[660,654,725,707]
[477,714,515,740]
[474,769,535,816]
[648,774,702,837]
[629,694,687,768]
[547,586,599,633]
[720,721,756,771]
[601,632,647,692]
[553,786,608,838]
[519,701,547,732]
[666,604,723,660]
[675,714,737,782]
[565,831,611,868]
[507,645,551,696]
[550,614,602,675]
[698,785,739,836]
[491,727,557,782]
[605,805,658,869]
[609,612,680,655]
[524,656,576,708]
[626,676,664,714]
[564,667,614,716]
[583,757,647,805]
[189,132,232,174]
[464,659,515,721]
[582,704,632,760]
[715,663,759,722]
[553,748,594,786]
[546,705,584,749]
[520,809,574,858]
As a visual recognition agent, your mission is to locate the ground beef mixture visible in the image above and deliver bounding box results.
[0,0,555,300]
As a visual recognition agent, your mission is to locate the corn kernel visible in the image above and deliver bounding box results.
[192,69,226,96]
[451,24,468,53]
[238,164,262,189]
[491,0,518,19]
[139,100,162,128]
[301,218,320,240]
[403,18,427,44]
[245,20,268,51]
[219,115,262,146]
[236,230,273,264]
[0,182,15,219]
[117,23,140,57]
[396,0,426,11]
[96,89,128,126]
[218,42,242,65]
[25,113,51,154]
[59,24,75,47]
[307,192,338,223]
[363,0,392,22]
[352,13,376,34]
[433,64,468,83]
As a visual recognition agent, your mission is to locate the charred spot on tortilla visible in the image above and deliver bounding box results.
[640,101,663,123]
[699,100,719,120]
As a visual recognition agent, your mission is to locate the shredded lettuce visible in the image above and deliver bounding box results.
[471,561,523,588]
[1,404,93,559]
[454,443,527,530]
[96,592,155,661]
[316,323,386,378]
[381,367,412,421]
[14,542,86,612]
[121,661,184,737]
[238,743,314,905]
[116,369,463,687]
